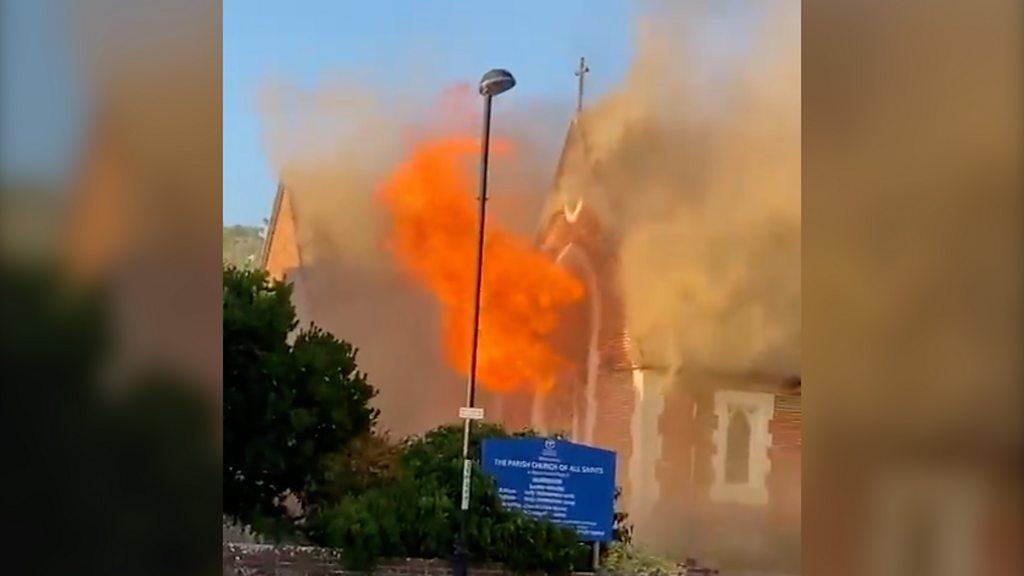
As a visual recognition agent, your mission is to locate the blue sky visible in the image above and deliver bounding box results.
[2,0,756,222]
[223,0,638,226]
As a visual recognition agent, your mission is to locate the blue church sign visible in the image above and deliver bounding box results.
[481,437,616,541]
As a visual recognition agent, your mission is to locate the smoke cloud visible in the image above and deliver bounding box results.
[559,1,801,377]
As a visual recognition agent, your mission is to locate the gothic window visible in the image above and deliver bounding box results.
[725,409,752,484]
[710,390,774,505]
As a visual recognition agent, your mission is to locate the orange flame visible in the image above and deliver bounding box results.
[378,135,584,394]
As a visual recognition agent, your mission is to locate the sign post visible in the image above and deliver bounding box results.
[457,407,483,512]
[481,437,617,541]
[460,458,472,510]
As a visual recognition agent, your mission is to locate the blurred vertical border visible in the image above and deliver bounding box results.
[804,1,1023,575]
[1,0,222,574]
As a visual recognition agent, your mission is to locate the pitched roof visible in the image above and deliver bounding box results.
[260,183,302,281]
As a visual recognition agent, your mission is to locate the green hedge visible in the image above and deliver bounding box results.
[306,424,590,573]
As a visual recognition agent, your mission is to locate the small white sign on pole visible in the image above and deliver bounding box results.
[458,406,485,420]
[460,459,473,510]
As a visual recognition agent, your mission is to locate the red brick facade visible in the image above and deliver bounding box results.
[481,119,802,571]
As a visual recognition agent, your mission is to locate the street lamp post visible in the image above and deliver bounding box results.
[453,68,515,576]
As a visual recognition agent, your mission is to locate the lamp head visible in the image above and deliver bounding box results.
[479,69,516,97]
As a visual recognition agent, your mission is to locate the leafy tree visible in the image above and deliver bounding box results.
[223,266,378,534]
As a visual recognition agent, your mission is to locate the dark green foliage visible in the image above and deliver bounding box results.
[307,423,590,573]
[2,263,220,575]
[223,266,378,533]
[312,432,402,503]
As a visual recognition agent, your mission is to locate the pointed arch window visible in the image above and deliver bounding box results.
[710,390,774,505]
[725,408,752,484]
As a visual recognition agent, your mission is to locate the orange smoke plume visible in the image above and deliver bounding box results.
[378,135,584,394]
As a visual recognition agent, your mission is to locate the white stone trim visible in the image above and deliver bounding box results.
[628,368,664,537]
[710,389,774,505]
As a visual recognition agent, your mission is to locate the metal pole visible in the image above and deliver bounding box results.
[454,92,494,576]
[464,93,492,455]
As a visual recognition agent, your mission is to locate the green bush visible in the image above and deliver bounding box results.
[313,432,402,503]
[602,541,679,576]
[307,423,590,573]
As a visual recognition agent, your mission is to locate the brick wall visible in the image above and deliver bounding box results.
[223,544,596,576]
